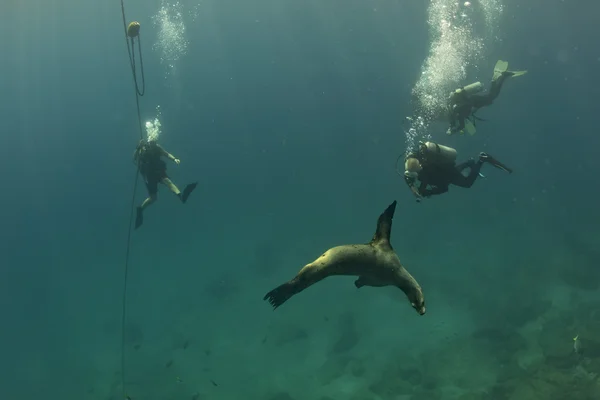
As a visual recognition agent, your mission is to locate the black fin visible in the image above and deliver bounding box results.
[135,207,144,230]
[371,200,397,244]
[487,155,513,174]
[181,182,198,204]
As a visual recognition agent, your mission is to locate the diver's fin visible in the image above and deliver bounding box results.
[370,200,397,246]
[507,70,528,78]
[471,112,487,122]
[480,153,513,174]
[180,182,198,204]
[493,60,509,81]
[464,119,477,136]
[135,207,144,230]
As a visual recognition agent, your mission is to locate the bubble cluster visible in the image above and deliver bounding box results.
[479,0,504,36]
[152,1,189,76]
[145,106,163,142]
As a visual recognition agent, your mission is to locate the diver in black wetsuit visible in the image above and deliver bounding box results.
[133,139,198,229]
[447,60,527,136]
[403,142,512,201]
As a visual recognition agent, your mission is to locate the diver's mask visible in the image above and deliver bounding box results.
[404,170,418,179]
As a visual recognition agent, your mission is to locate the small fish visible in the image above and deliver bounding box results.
[133,344,141,351]
[165,360,173,368]
[183,340,190,350]
[191,392,200,400]
[210,379,218,387]
[176,376,184,384]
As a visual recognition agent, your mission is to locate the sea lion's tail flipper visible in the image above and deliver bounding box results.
[371,200,397,244]
[263,282,296,310]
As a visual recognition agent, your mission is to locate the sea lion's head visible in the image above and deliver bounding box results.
[409,289,426,316]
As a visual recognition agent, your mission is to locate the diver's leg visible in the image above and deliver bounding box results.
[488,60,510,101]
[161,177,181,196]
[470,93,495,109]
[486,74,509,102]
[162,177,198,204]
[458,117,466,131]
[140,178,159,210]
[447,116,461,135]
[455,159,476,173]
[472,61,516,108]
[136,180,158,229]
[450,160,483,188]
[447,116,466,135]
[140,194,157,209]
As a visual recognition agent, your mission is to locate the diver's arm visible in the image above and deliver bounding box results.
[157,144,178,162]
[422,185,448,197]
[404,176,424,201]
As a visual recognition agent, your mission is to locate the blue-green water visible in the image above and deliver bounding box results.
[1,0,599,399]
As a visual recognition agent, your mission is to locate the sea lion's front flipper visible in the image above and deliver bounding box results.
[355,276,386,289]
[264,266,322,310]
[264,281,298,310]
[370,200,397,245]
[355,276,367,288]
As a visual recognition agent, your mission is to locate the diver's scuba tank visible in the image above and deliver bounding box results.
[449,82,484,108]
[460,82,484,95]
[419,141,457,164]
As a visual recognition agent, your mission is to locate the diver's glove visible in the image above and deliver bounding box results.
[446,127,461,135]
[409,185,423,202]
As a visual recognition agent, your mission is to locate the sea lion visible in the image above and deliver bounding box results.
[263,200,426,315]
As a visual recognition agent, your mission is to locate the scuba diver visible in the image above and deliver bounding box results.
[447,60,528,136]
[402,141,512,201]
[133,139,198,229]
